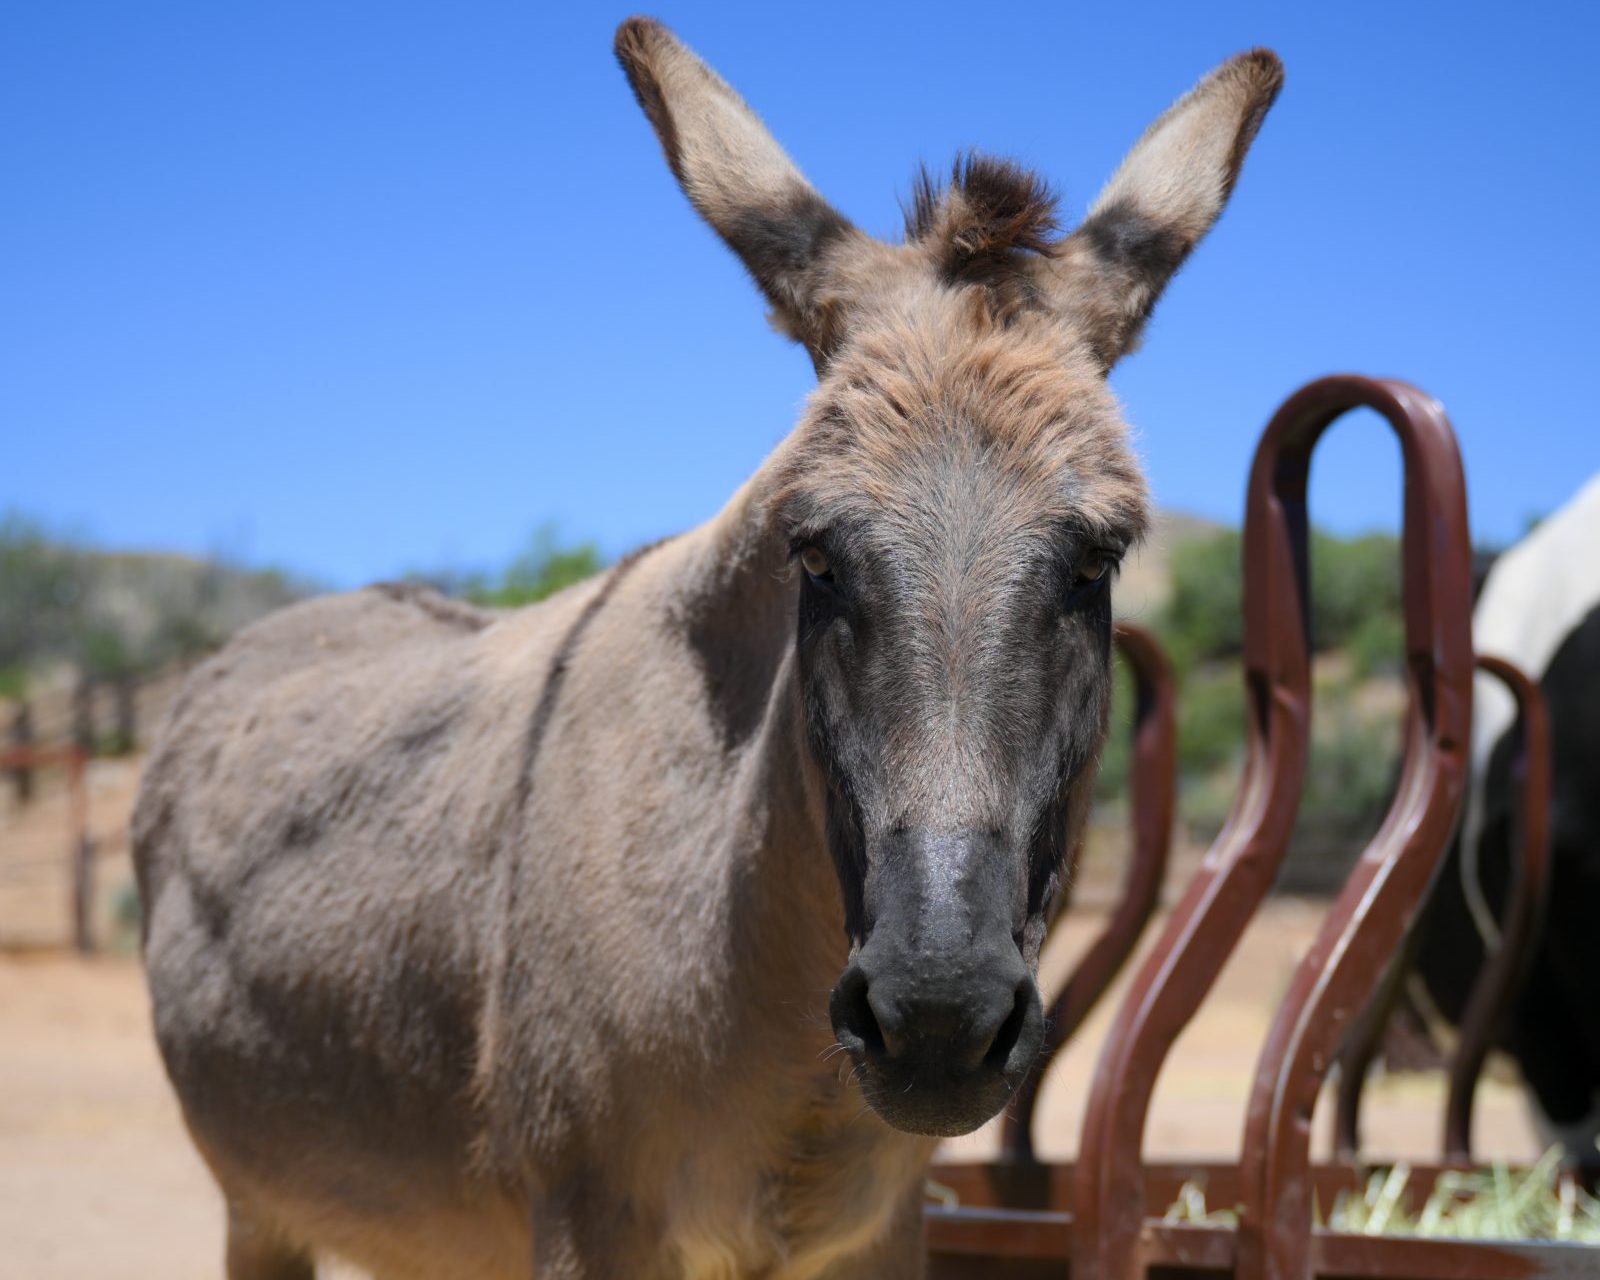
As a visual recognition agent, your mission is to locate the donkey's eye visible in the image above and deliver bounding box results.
[1066,549,1117,607]
[1077,552,1112,584]
[799,545,833,582]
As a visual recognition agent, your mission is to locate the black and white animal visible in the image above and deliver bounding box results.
[1413,473,1600,1167]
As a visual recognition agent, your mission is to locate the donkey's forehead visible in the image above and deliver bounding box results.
[774,305,1150,546]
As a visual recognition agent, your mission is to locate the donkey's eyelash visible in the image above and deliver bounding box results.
[1065,548,1122,578]
[798,545,833,580]
[1061,548,1120,611]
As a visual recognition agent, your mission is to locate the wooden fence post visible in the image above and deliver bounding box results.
[68,748,94,954]
[7,702,33,803]
[72,674,95,753]
[114,674,136,754]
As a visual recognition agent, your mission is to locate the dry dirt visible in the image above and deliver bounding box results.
[0,760,1542,1279]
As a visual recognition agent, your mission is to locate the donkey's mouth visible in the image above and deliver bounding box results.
[831,969,1045,1137]
[860,1059,1037,1138]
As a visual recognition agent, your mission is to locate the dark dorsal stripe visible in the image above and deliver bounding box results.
[371,580,493,632]
[515,539,668,814]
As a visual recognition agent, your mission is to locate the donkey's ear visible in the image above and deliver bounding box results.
[1047,50,1283,371]
[615,18,859,361]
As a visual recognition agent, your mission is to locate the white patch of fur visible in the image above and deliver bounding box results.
[1465,474,1600,883]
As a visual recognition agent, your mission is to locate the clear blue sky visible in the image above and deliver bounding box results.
[4,2,1595,587]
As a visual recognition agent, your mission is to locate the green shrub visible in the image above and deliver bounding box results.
[0,665,25,700]
[1298,688,1400,833]
[0,511,84,673]
[465,524,607,608]
[109,879,142,955]
[1161,530,1244,669]
[1176,665,1247,777]
[1158,526,1402,672]
[1093,661,1135,803]
[79,623,134,680]
[1308,530,1401,654]
[1347,610,1406,678]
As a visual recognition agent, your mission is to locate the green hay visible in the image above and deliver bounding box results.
[1161,1146,1600,1243]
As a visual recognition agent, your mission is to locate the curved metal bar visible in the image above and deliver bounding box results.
[1330,656,1552,1167]
[1235,380,1473,1280]
[1001,622,1177,1164]
[1073,377,1331,1280]
[1328,928,1415,1161]
[1443,655,1552,1164]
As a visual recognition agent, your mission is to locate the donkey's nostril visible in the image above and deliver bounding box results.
[829,966,885,1058]
[865,985,910,1059]
[981,981,1034,1072]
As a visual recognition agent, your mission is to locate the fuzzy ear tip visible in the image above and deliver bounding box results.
[614,16,668,66]
[614,16,687,176]
[1233,47,1286,100]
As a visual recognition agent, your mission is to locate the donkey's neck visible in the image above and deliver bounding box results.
[665,474,850,1002]
[639,484,936,1260]
[672,478,805,761]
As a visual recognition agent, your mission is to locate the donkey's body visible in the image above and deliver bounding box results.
[137,19,1281,1277]
[139,511,933,1278]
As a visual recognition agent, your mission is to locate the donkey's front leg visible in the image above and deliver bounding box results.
[530,1181,667,1280]
[815,1183,928,1280]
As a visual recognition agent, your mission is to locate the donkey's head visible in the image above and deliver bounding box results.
[618,18,1280,1137]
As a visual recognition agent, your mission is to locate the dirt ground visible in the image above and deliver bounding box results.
[0,761,1542,1279]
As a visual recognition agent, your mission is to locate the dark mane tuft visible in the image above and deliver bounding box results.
[905,154,1062,278]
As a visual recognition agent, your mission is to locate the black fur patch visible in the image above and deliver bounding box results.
[371,581,490,632]
[1415,601,1600,1145]
[1222,50,1285,199]
[1077,197,1190,293]
[682,556,791,753]
[614,18,685,181]
[903,154,1060,321]
[514,539,668,816]
[905,153,1061,268]
[724,191,853,304]
[796,582,869,941]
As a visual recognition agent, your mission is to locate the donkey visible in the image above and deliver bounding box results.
[134,18,1281,1279]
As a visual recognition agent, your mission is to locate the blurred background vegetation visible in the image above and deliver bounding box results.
[1,506,1443,889]
[1096,524,1413,890]
[1,511,305,753]
[404,523,605,609]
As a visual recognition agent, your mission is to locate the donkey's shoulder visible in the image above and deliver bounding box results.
[241,581,494,659]
[133,585,521,898]
[138,585,490,771]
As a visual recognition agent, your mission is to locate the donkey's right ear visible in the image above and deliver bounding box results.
[1044,50,1284,372]
[615,18,860,363]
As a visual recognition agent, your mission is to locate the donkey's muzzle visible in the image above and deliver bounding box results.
[828,830,1044,1137]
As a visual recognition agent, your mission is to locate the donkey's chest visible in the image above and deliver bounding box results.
[662,1086,934,1280]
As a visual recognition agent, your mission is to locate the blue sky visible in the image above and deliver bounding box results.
[4,2,1596,587]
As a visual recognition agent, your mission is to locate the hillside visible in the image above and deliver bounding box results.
[1,518,306,744]
[1115,510,1225,625]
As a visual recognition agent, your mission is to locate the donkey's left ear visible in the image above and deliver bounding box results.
[1046,50,1283,371]
[615,18,862,363]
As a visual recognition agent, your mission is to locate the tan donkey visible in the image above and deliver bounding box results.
[135,18,1281,1279]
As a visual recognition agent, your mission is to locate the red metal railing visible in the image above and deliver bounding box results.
[1002,623,1177,1165]
[1332,655,1553,1167]
[1076,376,1475,1280]
[924,375,1575,1280]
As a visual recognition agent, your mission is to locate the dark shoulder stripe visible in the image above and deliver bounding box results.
[515,538,670,811]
